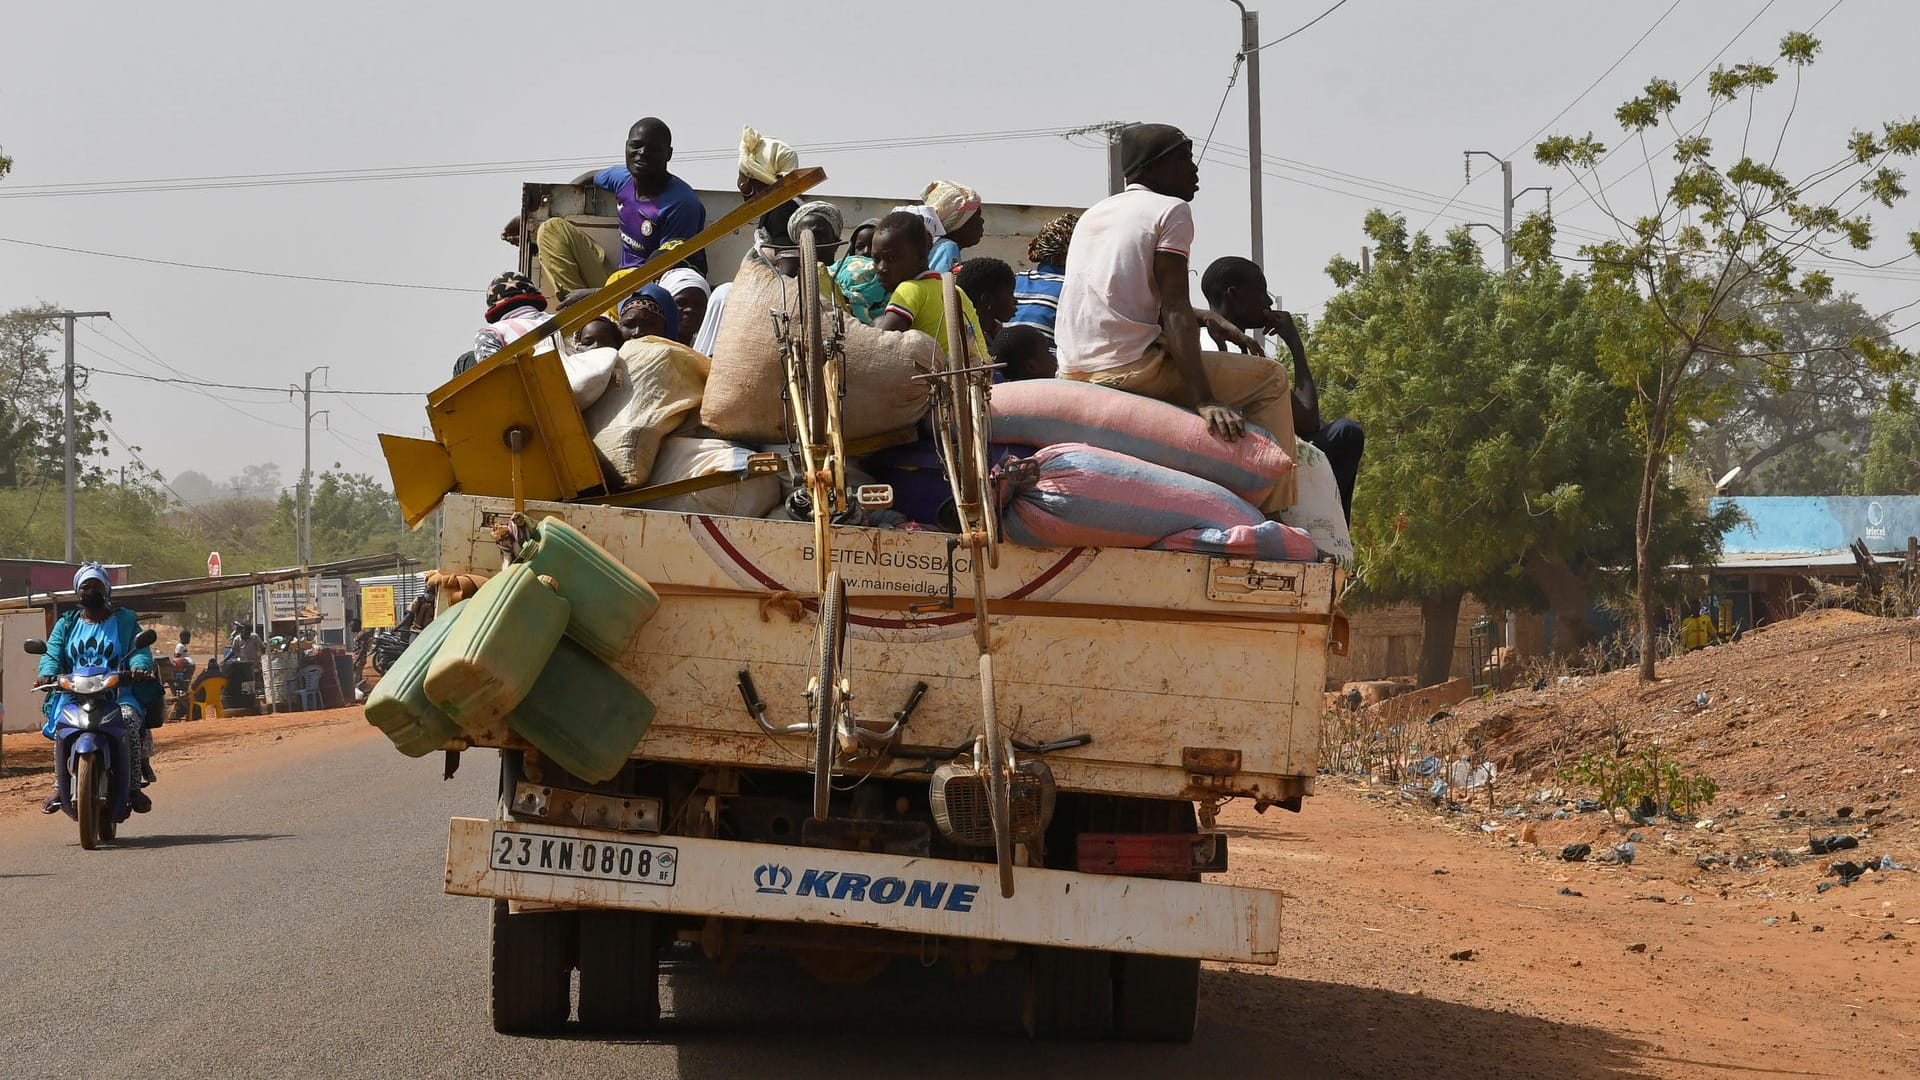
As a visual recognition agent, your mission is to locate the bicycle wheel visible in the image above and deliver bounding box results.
[811,570,847,821]
[968,379,1001,569]
[940,273,980,539]
[980,649,1013,897]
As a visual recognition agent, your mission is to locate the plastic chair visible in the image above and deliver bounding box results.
[189,677,228,720]
[292,666,324,711]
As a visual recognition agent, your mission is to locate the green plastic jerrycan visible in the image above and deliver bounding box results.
[425,564,569,741]
[362,599,466,757]
[517,515,660,660]
[505,637,657,783]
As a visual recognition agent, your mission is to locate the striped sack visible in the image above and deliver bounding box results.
[989,379,1293,505]
[1000,443,1318,561]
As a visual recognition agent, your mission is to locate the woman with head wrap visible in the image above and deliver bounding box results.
[920,179,984,273]
[659,267,710,346]
[36,562,158,814]
[617,283,680,343]
[738,126,800,201]
[1006,210,1080,348]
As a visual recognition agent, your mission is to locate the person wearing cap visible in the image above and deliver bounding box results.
[36,563,158,815]
[918,180,985,273]
[461,271,555,375]
[533,117,708,298]
[1055,122,1298,510]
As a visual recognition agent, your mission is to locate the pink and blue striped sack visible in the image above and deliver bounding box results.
[1000,443,1319,561]
[989,379,1294,505]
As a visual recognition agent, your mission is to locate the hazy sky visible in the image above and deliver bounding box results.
[3,0,1915,494]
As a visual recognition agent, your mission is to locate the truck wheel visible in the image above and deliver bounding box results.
[489,900,573,1034]
[576,910,661,1033]
[1022,946,1113,1039]
[1112,954,1200,1042]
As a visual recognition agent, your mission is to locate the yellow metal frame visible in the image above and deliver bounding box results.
[383,168,831,528]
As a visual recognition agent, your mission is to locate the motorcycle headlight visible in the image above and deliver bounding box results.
[64,673,115,694]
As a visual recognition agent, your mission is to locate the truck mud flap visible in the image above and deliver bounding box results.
[446,817,1280,964]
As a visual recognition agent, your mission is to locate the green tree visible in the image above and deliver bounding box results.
[1316,212,1733,677]
[0,303,113,485]
[1683,291,1895,494]
[1863,408,1920,494]
[272,468,435,566]
[1537,30,1920,680]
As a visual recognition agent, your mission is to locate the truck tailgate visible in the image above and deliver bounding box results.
[448,817,1281,964]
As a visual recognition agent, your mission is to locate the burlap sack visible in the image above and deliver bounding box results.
[583,336,710,488]
[701,255,935,441]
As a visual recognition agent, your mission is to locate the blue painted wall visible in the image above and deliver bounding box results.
[1713,496,1920,554]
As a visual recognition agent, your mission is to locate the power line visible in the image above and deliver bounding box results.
[1249,0,1354,51]
[1504,0,1686,160]
[79,367,424,396]
[0,234,468,293]
[1197,53,1246,167]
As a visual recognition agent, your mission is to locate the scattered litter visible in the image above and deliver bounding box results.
[1878,854,1913,872]
[1575,799,1602,814]
[1809,834,1859,855]
[1789,911,1801,923]
[1828,861,1868,886]
[1762,917,1779,927]
[1448,948,1476,961]
[1813,925,1825,932]
[1817,882,1834,894]
[1561,843,1592,862]
[1644,895,1666,903]
[1432,868,1449,875]
[1877,933,1897,942]
[1695,691,1710,707]
[1449,759,1497,790]
[1837,806,1854,819]
[1626,942,1648,953]
[1559,887,1584,897]
[1413,756,1443,778]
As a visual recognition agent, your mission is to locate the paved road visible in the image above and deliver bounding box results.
[0,726,1340,1080]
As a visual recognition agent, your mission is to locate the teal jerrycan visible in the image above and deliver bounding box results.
[362,599,466,757]
[425,564,570,742]
[505,637,657,783]
[517,515,660,660]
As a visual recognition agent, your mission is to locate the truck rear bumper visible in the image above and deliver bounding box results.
[445,817,1281,964]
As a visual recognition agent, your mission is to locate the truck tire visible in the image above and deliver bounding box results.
[489,900,573,1034]
[1112,954,1200,1042]
[576,909,661,1033]
[1022,946,1112,1039]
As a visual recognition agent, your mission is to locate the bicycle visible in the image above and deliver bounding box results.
[916,270,1017,897]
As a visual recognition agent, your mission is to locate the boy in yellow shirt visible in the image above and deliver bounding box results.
[870,210,990,363]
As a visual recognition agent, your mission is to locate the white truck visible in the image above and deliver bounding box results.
[435,492,1344,1041]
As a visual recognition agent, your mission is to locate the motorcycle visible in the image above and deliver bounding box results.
[369,626,415,675]
[24,628,159,850]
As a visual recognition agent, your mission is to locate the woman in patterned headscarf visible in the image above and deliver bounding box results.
[738,126,799,201]
[917,179,984,273]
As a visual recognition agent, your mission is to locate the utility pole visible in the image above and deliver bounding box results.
[1465,151,1514,270]
[1107,128,1125,196]
[1226,2,1264,264]
[292,366,329,567]
[23,310,111,562]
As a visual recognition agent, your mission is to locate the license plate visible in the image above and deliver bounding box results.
[489,829,677,887]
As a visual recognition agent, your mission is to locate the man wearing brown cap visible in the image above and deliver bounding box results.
[1055,122,1297,510]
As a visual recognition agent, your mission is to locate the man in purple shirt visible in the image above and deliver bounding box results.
[533,117,708,295]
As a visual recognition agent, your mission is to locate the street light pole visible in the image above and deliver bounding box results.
[24,309,111,562]
[1465,151,1514,270]
[1227,1,1264,264]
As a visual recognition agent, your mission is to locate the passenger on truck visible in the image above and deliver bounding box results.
[570,316,624,354]
[1201,255,1365,521]
[955,257,1016,346]
[535,116,708,295]
[832,218,887,325]
[659,268,710,348]
[919,179,985,273]
[1007,211,1077,349]
[463,271,554,374]
[1055,122,1299,512]
[870,211,991,363]
[616,285,679,343]
[736,125,799,201]
[992,324,1057,382]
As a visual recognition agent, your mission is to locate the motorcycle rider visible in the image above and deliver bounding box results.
[36,563,158,814]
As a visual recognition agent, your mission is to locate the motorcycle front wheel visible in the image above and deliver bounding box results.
[75,751,101,850]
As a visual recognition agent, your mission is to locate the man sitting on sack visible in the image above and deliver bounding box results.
[1055,122,1297,511]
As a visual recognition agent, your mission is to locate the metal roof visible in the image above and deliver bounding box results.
[0,553,415,613]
